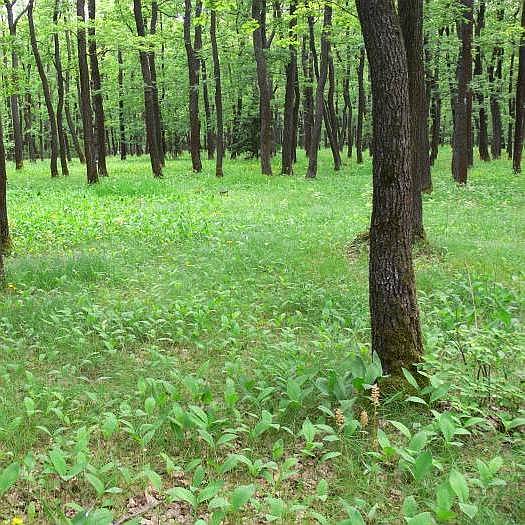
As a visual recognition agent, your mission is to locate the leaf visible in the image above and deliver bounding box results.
[406,512,434,525]
[287,379,302,403]
[406,396,427,406]
[0,463,19,496]
[101,412,118,439]
[408,431,428,451]
[144,397,156,415]
[230,483,256,511]
[459,502,478,519]
[144,468,162,491]
[413,451,433,481]
[388,420,411,438]
[85,473,105,496]
[402,495,419,518]
[320,451,342,463]
[435,481,455,512]
[342,506,365,525]
[402,368,420,390]
[167,487,197,508]
[438,413,456,442]
[449,469,469,503]
[197,480,224,504]
[49,448,68,478]
[24,396,36,417]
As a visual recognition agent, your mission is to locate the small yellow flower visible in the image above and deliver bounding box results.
[11,517,24,525]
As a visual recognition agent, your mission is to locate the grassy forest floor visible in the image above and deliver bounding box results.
[0,149,524,524]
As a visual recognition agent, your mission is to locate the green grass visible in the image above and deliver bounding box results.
[0,149,523,524]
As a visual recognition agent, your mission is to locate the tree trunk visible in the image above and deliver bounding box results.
[117,49,127,160]
[452,0,473,185]
[87,0,108,176]
[488,47,504,159]
[281,0,297,175]
[326,55,342,169]
[133,0,163,177]
[201,59,215,160]
[305,4,332,179]
[507,51,515,160]
[210,9,224,178]
[513,2,525,173]
[184,0,202,172]
[0,108,9,255]
[53,0,69,176]
[252,0,273,175]
[356,0,423,375]
[356,47,365,164]
[473,0,490,161]
[429,30,443,166]
[399,0,429,240]
[28,0,59,178]
[5,1,24,170]
[23,88,37,162]
[302,37,314,156]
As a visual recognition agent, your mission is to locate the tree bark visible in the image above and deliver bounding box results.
[356,47,365,164]
[488,47,504,159]
[513,2,525,173]
[305,3,332,179]
[452,0,473,185]
[252,0,273,175]
[507,51,515,160]
[117,48,127,160]
[4,0,24,170]
[0,107,9,255]
[301,36,314,156]
[356,0,423,375]
[326,55,342,170]
[399,0,429,240]
[281,0,297,175]
[28,0,59,178]
[133,0,163,177]
[53,0,69,176]
[184,0,202,172]
[210,9,224,178]
[201,58,215,160]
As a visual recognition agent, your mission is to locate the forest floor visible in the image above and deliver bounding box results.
[0,149,524,524]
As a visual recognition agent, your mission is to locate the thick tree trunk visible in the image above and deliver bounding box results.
[28,0,59,178]
[356,0,423,375]
[133,0,163,177]
[473,0,490,161]
[452,0,473,185]
[252,0,273,175]
[356,47,365,164]
[76,0,98,183]
[513,2,525,173]
[429,32,442,166]
[88,0,108,176]
[5,1,24,170]
[53,0,69,176]
[305,4,332,179]
[117,49,127,161]
[488,47,504,159]
[184,0,202,172]
[399,0,429,240]
[210,10,224,178]
[281,1,297,175]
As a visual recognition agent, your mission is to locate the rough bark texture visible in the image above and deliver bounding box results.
[133,0,163,177]
[28,0,59,178]
[473,0,490,161]
[513,2,525,173]
[201,59,215,160]
[302,36,314,156]
[117,49,127,160]
[356,0,423,375]
[305,4,332,179]
[356,47,365,164]
[281,1,297,175]
[5,1,24,170]
[399,0,428,240]
[53,0,70,176]
[184,0,203,172]
[429,29,443,166]
[210,10,224,178]
[252,0,273,175]
[488,47,504,159]
[0,110,9,255]
[76,0,98,183]
[452,0,473,185]
[326,56,342,170]
[507,51,515,160]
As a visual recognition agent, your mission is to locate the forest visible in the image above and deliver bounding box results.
[0,0,524,523]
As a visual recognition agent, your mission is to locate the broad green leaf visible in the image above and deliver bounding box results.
[0,462,20,496]
[230,483,256,511]
[406,512,434,525]
[167,487,197,508]
[402,368,420,390]
[449,469,469,503]
[413,451,433,481]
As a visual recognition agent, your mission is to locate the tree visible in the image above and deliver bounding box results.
[28,0,60,178]
[513,1,525,173]
[210,7,224,178]
[356,46,365,164]
[117,49,127,161]
[76,0,98,183]
[399,0,429,240]
[452,0,473,185]
[305,3,332,179]
[184,0,203,172]
[88,0,108,176]
[0,107,8,257]
[252,0,273,175]
[355,0,423,374]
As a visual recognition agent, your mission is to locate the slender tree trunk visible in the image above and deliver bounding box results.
[117,49,127,161]
[281,0,297,175]
[356,0,423,375]
[0,108,9,255]
[513,2,525,173]
[302,36,314,156]
[429,29,443,165]
[184,0,202,172]
[305,4,332,179]
[507,51,515,160]
[356,47,365,164]
[473,0,490,161]
[488,47,504,159]
[23,89,37,162]
[210,9,224,178]
[53,0,69,176]
[5,1,24,170]
[149,1,164,166]
[326,55,342,169]
[399,0,428,240]
[201,59,215,160]
[252,0,273,175]
[133,0,163,177]
[28,0,59,178]
[452,0,473,185]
